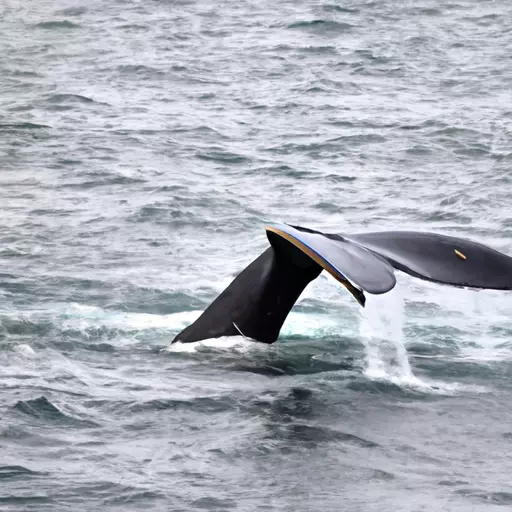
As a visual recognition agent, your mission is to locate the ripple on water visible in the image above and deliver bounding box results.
[0,465,46,480]
[455,488,512,506]
[191,496,237,509]
[287,20,355,32]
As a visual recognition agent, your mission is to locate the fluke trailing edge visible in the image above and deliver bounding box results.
[173,223,512,344]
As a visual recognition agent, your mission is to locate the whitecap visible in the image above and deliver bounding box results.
[14,344,37,358]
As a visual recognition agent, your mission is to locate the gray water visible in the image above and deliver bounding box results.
[2,0,512,510]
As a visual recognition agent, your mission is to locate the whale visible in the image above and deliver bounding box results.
[172,223,512,344]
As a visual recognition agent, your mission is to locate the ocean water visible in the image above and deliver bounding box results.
[2,0,512,510]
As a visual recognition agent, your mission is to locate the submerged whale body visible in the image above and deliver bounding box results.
[173,223,512,344]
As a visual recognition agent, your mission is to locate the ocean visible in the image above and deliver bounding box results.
[2,0,512,510]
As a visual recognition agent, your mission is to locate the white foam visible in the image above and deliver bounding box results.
[163,335,260,354]
[3,302,348,352]
[365,369,487,395]
[58,303,201,332]
[59,303,347,347]
[14,344,37,358]
[455,347,512,363]
[72,305,349,351]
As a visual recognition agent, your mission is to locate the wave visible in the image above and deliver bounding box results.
[14,396,99,428]
[46,93,95,104]
[0,465,45,480]
[0,122,50,130]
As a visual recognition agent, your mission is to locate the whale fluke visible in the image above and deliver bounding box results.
[172,223,512,344]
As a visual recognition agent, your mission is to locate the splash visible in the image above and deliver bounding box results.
[357,286,492,394]
[358,285,415,383]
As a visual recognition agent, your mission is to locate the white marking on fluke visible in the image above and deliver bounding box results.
[232,322,248,339]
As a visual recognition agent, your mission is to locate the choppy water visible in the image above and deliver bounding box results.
[2,0,512,510]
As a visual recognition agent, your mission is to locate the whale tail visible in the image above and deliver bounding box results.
[173,224,512,344]
[173,236,322,344]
